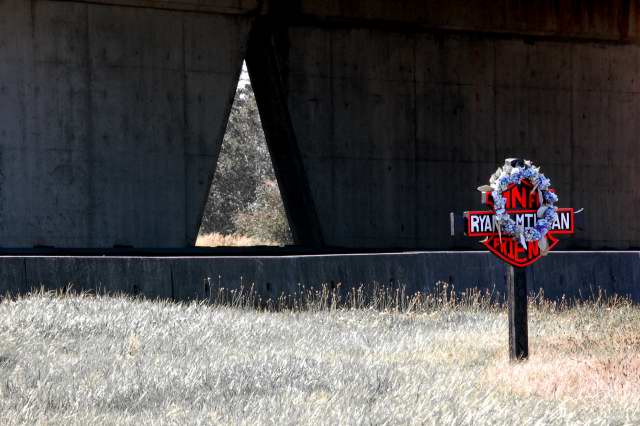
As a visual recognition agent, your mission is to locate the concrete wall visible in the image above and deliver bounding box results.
[259,1,640,249]
[2,0,639,251]
[1,252,638,302]
[0,0,251,247]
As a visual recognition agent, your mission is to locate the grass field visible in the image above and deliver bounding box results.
[195,233,278,247]
[0,289,638,425]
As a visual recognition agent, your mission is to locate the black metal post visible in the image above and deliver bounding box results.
[507,265,528,361]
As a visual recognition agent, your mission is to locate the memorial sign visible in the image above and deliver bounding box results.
[465,164,575,267]
[452,158,581,361]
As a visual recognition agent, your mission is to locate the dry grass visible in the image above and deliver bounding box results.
[490,300,640,408]
[195,232,279,247]
[0,288,638,425]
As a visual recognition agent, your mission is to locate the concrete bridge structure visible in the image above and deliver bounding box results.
[1,1,639,299]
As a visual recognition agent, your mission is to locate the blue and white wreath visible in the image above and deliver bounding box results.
[478,159,558,255]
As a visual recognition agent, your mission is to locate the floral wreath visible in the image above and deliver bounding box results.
[478,159,558,254]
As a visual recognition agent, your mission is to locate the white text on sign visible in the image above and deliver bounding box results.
[466,208,574,237]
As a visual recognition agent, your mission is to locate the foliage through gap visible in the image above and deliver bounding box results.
[198,74,292,246]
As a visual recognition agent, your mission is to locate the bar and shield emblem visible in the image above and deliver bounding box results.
[465,179,574,267]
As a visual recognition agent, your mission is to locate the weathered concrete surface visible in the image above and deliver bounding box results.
[2,252,639,302]
[49,0,261,14]
[253,1,640,249]
[0,0,251,247]
[291,1,640,42]
[2,0,640,251]
[24,257,173,297]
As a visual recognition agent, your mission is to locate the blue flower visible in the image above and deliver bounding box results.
[544,192,558,203]
[502,222,516,233]
[544,208,557,222]
[537,175,551,189]
[523,228,541,241]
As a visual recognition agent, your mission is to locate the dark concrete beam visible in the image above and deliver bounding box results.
[52,1,640,44]
[246,19,325,248]
[47,0,263,14]
[288,0,640,44]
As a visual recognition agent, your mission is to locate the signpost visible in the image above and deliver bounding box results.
[451,159,579,361]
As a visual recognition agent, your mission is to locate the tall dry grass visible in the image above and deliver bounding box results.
[0,287,637,425]
[195,232,279,247]
[490,295,640,409]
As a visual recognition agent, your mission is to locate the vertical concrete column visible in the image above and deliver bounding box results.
[0,0,251,247]
[246,21,325,247]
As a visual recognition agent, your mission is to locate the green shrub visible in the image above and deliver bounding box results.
[233,180,292,244]
[199,84,291,244]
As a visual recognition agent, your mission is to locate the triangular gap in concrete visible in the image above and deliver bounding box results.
[196,61,293,247]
